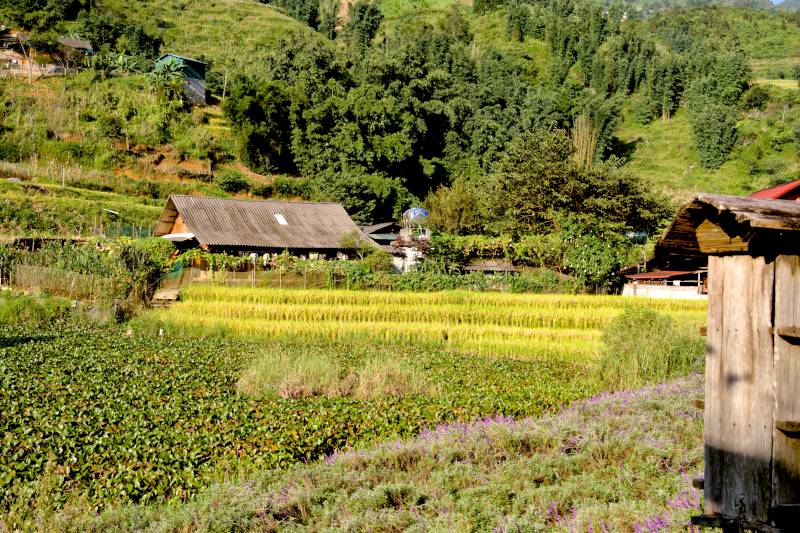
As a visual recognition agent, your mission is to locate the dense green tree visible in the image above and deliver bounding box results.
[343,0,383,55]
[222,79,295,173]
[506,1,531,42]
[688,102,739,169]
[264,0,319,29]
[310,170,414,224]
[0,0,82,31]
[424,178,482,235]
[484,129,670,236]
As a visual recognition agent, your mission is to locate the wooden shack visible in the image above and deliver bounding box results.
[153,195,375,258]
[657,194,800,532]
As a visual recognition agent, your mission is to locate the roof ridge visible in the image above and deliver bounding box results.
[167,194,344,206]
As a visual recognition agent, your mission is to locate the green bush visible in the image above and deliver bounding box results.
[740,85,770,110]
[275,176,312,198]
[597,306,704,391]
[0,294,72,328]
[0,137,25,162]
[251,183,274,198]
[688,102,739,169]
[772,129,794,150]
[215,170,250,194]
[361,250,395,273]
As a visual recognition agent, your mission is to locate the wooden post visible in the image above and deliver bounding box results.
[772,255,800,509]
[704,255,775,524]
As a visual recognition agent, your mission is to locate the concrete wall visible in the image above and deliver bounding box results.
[622,282,707,300]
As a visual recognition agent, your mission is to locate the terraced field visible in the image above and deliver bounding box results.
[141,286,707,360]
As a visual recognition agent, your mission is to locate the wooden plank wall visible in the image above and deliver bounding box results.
[705,255,775,523]
[772,255,800,513]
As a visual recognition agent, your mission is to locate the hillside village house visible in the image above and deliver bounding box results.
[155,54,206,105]
[154,195,374,260]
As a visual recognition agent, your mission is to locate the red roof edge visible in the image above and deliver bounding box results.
[750,179,800,200]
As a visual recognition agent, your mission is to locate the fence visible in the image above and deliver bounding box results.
[182,266,331,289]
[161,265,393,291]
[13,264,117,300]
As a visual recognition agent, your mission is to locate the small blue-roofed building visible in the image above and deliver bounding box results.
[155,53,206,106]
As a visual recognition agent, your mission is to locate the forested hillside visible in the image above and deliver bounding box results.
[1,0,800,250]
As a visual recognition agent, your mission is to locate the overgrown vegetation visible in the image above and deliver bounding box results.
[3,237,174,303]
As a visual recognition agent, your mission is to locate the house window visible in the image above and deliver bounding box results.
[274,214,288,225]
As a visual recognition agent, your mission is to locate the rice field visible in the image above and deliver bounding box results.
[141,286,707,360]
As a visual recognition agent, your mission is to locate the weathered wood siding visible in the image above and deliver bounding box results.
[705,255,775,523]
[772,255,800,511]
[171,213,189,234]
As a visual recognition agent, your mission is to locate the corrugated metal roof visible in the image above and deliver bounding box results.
[750,180,800,200]
[154,195,372,250]
[57,37,93,51]
[362,222,401,234]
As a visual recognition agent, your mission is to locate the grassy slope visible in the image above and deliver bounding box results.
[102,0,316,67]
[643,7,800,77]
[619,8,800,195]
[78,374,704,531]
[0,1,315,236]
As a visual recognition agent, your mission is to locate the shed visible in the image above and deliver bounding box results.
[56,37,93,54]
[621,269,707,299]
[154,195,374,257]
[657,194,800,531]
[362,221,403,245]
[155,54,206,105]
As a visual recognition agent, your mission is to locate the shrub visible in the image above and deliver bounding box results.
[772,129,795,151]
[251,183,274,198]
[0,294,72,328]
[739,85,769,110]
[216,169,250,194]
[267,177,309,200]
[597,306,704,391]
[361,250,395,273]
[0,137,24,162]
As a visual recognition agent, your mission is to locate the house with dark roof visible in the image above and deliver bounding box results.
[56,37,93,55]
[155,54,206,105]
[154,195,375,258]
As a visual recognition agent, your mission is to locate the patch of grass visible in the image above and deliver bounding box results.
[103,0,317,68]
[238,347,437,399]
[753,78,800,90]
[598,306,704,391]
[617,105,800,197]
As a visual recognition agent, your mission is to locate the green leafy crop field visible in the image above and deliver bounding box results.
[0,325,593,511]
